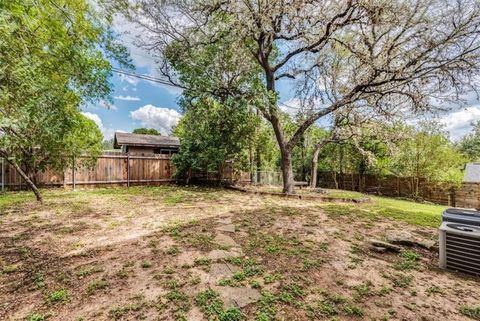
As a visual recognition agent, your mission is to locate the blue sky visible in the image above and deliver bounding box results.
[81,64,183,140]
[81,19,480,142]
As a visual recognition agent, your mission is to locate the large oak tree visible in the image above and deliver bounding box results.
[114,0,480,193]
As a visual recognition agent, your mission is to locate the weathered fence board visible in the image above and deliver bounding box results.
[2,153,175,189]
[316,172,457,206]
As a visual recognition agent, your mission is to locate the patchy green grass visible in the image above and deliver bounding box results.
[195,288,243,321]
[0,190,34,211]
[48,289,69,304]
[460,305,480,319]
[86,279,109,295]
[323,189,365,199]
[321,195,445,228]
[394,250,421,271]
[26,313,46,321]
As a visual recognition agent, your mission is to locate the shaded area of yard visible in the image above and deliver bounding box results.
[0,186,478,321]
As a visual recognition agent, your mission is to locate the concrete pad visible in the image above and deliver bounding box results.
[215,224,235,233]
[214,233,238,247]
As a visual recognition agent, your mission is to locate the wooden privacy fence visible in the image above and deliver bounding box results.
[455,182,480,209]
[2,153,175,189]
[316,172,457,206]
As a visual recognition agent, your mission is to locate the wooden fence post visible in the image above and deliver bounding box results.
[127,154,130,188]
[449,187,456,207]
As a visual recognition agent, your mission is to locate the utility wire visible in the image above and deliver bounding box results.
[112,68,301,110]
[112,68,181,88]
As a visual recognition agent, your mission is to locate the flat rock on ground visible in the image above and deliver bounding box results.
[214,233,238,247]
[416,239,437,250]
[370,239,401,252]
[216,217,233,225]
[215,224,236,233]
[386,230,416,246]
[208,263,240,281]
[207,249,243,260]
[214,286,261,308]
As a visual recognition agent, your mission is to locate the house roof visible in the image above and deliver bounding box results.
[463,163,480,183]
[114,132,180,149]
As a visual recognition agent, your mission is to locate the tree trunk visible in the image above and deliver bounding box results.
[269,113,295,194]
[255,108,261,184]
[262,67,295,194]
[310,144,322,188]
[280,148,295,194]
[8,160,43,203]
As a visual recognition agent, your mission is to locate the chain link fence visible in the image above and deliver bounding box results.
[252,170,283,186]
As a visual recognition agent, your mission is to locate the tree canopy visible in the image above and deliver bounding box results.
[0,0,130,201]
[113,0,480,194]
[133,128,161,135]
[458,121,480,161]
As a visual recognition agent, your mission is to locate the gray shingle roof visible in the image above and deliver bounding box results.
[114,132,180,149]
[464,163,480,183]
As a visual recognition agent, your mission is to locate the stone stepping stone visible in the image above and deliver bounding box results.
[386,230,415,246]
[207,248,243,260]
[214,233,238,247]
[216,217,233,225]
[215,224,235,233]
[214,286,261,308]
[370,239,401,252]
[208,263,240,281]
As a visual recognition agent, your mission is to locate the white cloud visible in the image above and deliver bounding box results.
[130,104,182,135]
[114,95,141,101]
[441,106,480,141]
[81,112,116,140]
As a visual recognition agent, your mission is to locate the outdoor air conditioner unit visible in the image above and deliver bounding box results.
[439,222,480,276]
[442,208,480,226]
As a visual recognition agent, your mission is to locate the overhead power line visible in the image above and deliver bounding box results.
[111,68,181,88]
[112,68,301,110]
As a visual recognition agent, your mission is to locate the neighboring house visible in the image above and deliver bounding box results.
[114,132,180,156]
[463,163,480,183]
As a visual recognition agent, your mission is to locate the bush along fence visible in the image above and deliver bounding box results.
[1,153,175,190]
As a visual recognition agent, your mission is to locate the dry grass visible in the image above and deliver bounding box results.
[0,185,477,321]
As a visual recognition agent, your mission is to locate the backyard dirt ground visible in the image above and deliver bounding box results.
[0,185,479,321]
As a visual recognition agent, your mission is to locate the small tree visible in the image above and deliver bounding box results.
[173,98,258,182]
[390,122,466,196]
[458,121,480,161]
[0,0,130,201]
